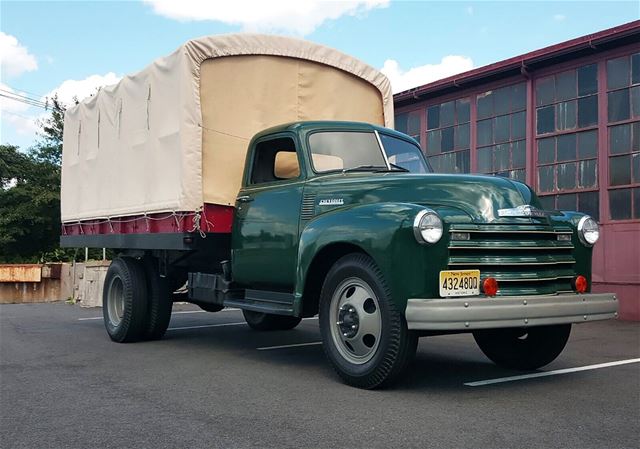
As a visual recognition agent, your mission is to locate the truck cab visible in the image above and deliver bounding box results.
[185,120,617,388]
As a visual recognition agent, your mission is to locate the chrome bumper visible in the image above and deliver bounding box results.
[405,293,618,331]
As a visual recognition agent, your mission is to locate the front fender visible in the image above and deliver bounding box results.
[549,211,594,288]
[295,203,449,312]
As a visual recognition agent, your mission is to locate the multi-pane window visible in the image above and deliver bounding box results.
[535,64,599,219]
[607,52,640,220]
[394,110,421,143]
[475,83,527,182]
[425,98,470,173]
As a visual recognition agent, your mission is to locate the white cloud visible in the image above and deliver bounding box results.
[0,83,40,137]
[43,72,122,106]
[553,14,566,21]
[143,0,389,35]
[0,32,38,78]
[381,56,475,94]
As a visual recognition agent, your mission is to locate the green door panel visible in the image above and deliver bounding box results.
[232,182,304,291]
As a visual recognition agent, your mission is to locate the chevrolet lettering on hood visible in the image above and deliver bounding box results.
[319,198,344,206]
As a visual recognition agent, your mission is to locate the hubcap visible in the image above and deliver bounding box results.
[107,276,125,327]
[329,277,382,365]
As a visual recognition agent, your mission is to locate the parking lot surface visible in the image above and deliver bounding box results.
[1,302,639,449]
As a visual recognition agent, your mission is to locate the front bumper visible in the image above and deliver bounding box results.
[405,292,618,331]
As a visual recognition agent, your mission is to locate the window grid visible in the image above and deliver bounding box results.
[535,64,601,217]
[607,52,640,221]
[424,98,471,174]
[475,82,527,182]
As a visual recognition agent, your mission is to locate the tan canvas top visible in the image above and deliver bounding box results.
[61,34,393,222]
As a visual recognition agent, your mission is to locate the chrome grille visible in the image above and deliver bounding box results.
[447,225,575,296]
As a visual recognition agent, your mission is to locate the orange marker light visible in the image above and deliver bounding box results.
[574,275,588,293]
[482,277,498,297]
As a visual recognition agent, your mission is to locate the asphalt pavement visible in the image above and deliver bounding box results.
[1,302,639,449]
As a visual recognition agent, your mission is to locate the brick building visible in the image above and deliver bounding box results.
[393,21,640,319]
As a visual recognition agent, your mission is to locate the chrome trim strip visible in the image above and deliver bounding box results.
[448,246,574,250]
[448,261,575,266]
[493,275,575,282]
[448,229,572,234]
[497,205,549,218]
[373,130,391,171]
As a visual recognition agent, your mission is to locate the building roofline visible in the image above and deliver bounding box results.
[394,20,640,104]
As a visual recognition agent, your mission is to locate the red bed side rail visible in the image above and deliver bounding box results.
[61,204,234,236]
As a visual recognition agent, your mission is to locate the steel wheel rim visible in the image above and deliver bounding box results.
[107,276,125,327]
[329,277,382,365]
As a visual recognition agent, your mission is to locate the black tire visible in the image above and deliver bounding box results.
[242,310,302,331]
[196,302,224,313]
[141,259,173,341]
[319,253,418,389]
[103,257,148,343]
[473,324,572,370]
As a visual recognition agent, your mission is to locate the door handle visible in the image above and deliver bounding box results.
[237,195,254,203]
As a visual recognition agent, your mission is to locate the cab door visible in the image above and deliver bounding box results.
[231,134,305,291]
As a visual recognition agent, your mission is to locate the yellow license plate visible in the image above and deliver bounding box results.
[439,269,480,297]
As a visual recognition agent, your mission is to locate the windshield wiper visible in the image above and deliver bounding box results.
[387,163,410,172]
[341,163,410,174]
[342,165,388,173]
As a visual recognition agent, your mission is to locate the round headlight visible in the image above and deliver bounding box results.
[577,215,599,246]
[413,209,443,244]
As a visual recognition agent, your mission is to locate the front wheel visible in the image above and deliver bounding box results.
[473,324,572,370]
[319,253,417,389]
[242,310,302,331]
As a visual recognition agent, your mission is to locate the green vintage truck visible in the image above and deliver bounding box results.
[61,35,617,389]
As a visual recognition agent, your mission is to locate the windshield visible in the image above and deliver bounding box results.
[308,131,387,173]
[308,130,430,174]
[379,134,430,173]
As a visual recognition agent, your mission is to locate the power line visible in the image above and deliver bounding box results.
[0,91,62,111]
[1,84,47,100]
[1,84,67,111]
[0,93,48,110]
[0,88,49,107]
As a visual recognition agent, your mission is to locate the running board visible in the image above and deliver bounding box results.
[224,290,296,316]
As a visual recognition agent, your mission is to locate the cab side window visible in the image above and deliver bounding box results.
[250,137,300,184]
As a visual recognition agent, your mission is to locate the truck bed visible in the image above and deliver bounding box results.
[60,204,234,251]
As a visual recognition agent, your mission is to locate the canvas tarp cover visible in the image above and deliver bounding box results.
[61,34,393,222]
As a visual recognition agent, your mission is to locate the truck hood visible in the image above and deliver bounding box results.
[307,172,543,224]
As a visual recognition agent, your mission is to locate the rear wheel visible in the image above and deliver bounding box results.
[473,324,572,370]
[242,310,302,331]
[141,259,173,341]
[103,257,148,343]
[319,253,417,389]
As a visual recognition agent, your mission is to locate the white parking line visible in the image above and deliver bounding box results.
[77,308,241,321]
[257,341,322,351]
[464,358,640,387]
[167,317,317,332]
[168,322,246,331]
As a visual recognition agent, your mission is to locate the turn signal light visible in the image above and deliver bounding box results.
[573,275,588,293]
[482,277,498,297]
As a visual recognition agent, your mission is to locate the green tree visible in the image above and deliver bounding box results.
[0,95,66,262]
[0,145,61,262]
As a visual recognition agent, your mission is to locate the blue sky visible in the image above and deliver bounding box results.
[1,0,638,149]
